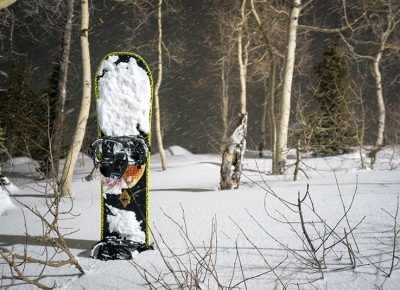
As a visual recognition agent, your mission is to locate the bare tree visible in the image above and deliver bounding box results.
[210,4,236,151]
[339,0,400,167]
[154,0,167,171]
[269,0,370,173]
[0,1,80,177]
[247,0,311,174]
[218,41,233,151]
[60,0,91,197]
[238,0,248,116]
[275,0,303,174]
[51,0,75,178]
[250,0,281,172]
[123,0,184,171]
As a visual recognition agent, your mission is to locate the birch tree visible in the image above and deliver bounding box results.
[275,0,302,174]
[339,0,400,166]
[273,0,367,173]
[154,0,167,171]
[51,0,75,177]
[248,0,312,174]
[60,0,91,197]
[237,0,248,116]
[123,0,184,171]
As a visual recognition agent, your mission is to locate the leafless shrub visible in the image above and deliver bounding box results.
[388,146,400,170]
[242,167,400,287]
[0,146,84,288]
[130,203,286,289]
[242,171,359,282]
[359,196,400,279]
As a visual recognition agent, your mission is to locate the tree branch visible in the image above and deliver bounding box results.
[298,10,367,33]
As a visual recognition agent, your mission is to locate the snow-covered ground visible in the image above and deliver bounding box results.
[1,146,400,289]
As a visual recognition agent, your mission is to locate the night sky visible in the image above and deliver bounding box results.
[2,0,398,154]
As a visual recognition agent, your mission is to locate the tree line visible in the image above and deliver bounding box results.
[0,0,399,193]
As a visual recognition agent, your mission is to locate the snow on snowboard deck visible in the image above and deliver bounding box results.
[91,52,153,260]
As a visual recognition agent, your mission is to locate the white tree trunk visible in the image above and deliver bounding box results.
[276,0,301,174]
[60,0,91,196]
[368,18,395,167]
[237,0,247,114]
[154,0,167,171]
[372,51,385,147]
[220,0,248,190]
[372,18,392,149]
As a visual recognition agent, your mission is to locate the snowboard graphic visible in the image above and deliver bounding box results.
[89,52,153,260]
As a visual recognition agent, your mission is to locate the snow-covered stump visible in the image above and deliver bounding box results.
[0,175,17,216]
[220,113,247,190]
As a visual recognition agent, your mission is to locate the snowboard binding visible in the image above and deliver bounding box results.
[90,235,152,260]
[89,136,149,178]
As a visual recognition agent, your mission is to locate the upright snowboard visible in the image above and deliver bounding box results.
[89,52,153,260]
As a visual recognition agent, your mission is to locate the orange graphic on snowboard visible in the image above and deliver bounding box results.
[123,164,145,188]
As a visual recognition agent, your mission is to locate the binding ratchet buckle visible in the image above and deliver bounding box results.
[88,136,149,178]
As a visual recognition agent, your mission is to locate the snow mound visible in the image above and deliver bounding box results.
[5,157,35,166]
[2,157,40,176]
[0,176,18,216]
[165,146,192,156]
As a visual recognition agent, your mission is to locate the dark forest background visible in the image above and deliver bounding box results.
[0,0,399,157]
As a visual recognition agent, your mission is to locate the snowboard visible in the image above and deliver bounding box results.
[89,52,153,260]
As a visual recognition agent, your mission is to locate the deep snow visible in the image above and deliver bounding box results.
[0,146,400,289]
[97,55,151,136]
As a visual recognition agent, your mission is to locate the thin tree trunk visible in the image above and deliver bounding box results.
[373,9,399,147]
[368,49,385,169]
[154,0,167,171]
[250,0,277,172]
[372,51,385,148]
[259,77,268,157]
[368,19,395,167]
[52,0,75,178]
[259,68,277,164]
[237,0,247,114]
[220,0,248,190]
[60,0,91,197]
[220,60,229,152]
[269,62,278,173]
[276,0,301,174]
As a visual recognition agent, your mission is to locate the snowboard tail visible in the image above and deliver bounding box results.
[90,52,153,260]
